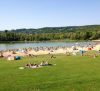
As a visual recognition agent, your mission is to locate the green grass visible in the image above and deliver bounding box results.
[0,54,100,91]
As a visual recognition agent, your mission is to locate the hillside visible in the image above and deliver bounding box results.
[10,25,100,34]
[0,25,100,41]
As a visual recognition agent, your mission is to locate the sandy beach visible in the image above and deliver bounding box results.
[0,43,100,59]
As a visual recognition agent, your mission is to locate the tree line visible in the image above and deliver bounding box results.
[0,30,99,41]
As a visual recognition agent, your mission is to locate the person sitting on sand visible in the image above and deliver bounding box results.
[0,52,4,58]
[12,51,16,54]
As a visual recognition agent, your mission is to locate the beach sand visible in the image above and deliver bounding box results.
[1,44,100,59]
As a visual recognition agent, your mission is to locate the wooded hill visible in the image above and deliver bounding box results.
[0,25,100,41]
[11,25,100,34]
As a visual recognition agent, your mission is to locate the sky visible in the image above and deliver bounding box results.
[0,0,100,30]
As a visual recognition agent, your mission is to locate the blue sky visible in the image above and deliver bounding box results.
[0,0,100,30]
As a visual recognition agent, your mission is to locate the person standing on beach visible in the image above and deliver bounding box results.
[80,50,84,56]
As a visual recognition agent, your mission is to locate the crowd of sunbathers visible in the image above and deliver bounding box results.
[25,61,52,69]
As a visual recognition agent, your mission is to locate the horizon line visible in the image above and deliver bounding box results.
[0,24,100,31]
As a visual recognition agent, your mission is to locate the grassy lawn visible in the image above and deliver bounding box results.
[0,54,100,91]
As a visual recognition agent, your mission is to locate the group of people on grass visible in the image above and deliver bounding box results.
[25,61,52,69]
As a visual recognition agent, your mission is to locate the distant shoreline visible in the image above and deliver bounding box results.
[0,40,90,43]
[92,40,100,42]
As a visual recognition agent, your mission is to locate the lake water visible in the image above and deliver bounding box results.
[0,41,95,51]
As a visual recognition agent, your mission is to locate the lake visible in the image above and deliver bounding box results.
[0,41,95,51]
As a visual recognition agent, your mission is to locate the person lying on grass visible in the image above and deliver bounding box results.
[25,61,52,69]
[30,63,40,68]
[25,63,40,68]
[40,61,52,66]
